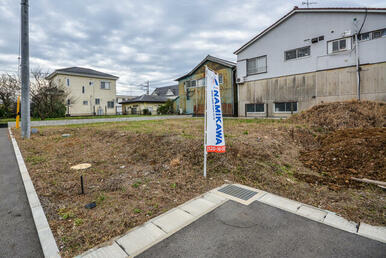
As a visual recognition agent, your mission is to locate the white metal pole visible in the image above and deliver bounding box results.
[20,0,30,138]
[203,66,208,178]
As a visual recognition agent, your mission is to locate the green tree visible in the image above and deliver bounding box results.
[157,99,174,115]
[0,73,20,118]
[30,69,69,120]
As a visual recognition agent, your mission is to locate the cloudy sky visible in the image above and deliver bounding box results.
[0,0,385,95]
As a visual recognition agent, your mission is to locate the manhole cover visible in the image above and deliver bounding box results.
[218,185,258,201]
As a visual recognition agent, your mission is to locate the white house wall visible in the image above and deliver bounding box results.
[236,12,386,81]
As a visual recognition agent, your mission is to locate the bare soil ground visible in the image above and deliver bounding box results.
[289,100,385,130]
[14,102,385,257]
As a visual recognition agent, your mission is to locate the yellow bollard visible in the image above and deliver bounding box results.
[16,96,20,129]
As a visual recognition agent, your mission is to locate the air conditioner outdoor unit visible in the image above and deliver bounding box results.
[236,77,244,83]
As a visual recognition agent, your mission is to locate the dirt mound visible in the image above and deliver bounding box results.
[298,128,386,189]
[290,100,386,131]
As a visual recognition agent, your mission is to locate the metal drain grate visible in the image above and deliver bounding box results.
[218,185,258,201]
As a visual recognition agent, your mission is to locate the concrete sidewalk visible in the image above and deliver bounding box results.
[139,200,386,258]
[0,128,43,258]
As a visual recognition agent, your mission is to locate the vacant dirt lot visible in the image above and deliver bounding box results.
[14,108,385,257]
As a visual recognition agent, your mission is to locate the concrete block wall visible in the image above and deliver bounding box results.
[238,62,386,117]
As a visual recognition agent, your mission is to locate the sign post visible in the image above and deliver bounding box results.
[16,96,20,129]
[203,66,226,178]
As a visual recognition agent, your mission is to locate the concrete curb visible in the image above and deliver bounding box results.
[8,115,191,128]
[214,184,386,244]
[77,187,228,257]
[8,128,60,258]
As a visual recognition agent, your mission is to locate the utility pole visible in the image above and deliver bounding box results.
[302,1,317,8]
[21,0,30,138]
[146,81,149,95]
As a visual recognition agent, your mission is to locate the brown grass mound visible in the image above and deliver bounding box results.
[298,128,386,189]
[289,100,386,131]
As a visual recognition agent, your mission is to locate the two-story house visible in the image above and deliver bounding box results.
[46,67,118,116]
[234,7,386,117]
[176,55,237,116]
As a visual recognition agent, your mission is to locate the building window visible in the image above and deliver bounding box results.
[358,32,370,41]
[372,30,382,39]
[101,81,111,89]
[67,99,71,105]
[184,80,191,88]
[218,74,223,84]
[107,101,114,108]
[82,86,85,94]
[191,80,197,87]
[246,103,265,113]
[328,38,351,54]
[247,55,267,75]
[66,78,70,86]
[285,46,310,61]
[89,81,93,86]
[95,98,100,105]
[83,100,88,105]
[274,102,297,113]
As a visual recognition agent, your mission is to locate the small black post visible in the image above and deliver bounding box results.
[80,175,84,194]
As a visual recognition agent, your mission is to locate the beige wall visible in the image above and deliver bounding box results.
[238,62,386,118]
[51,74,117,116]
[122,102,164,115]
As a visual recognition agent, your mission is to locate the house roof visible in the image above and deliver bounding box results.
[176,55,236,81]
[234,7,386,55]
[151,85,179,96]
[46,67,119,80]
[119,94,169,104]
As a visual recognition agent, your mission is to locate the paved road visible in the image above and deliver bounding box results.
[0,128,43,258]
[7,115,191,127]
[139,200,386,258]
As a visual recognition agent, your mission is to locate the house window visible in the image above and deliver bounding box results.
[67,99,71,105]
[274,102,297,113]
[358,32,370,41]
[372,30,382,39]
[198,78,205,87]
[89,81,93,86]
[95,98,100,105]
[191,80,197,87]
[83,100,88,105]
[247,55,267,75]
[82,86,85,94]
[107,101,114,108]
[218,74,223,84]
[184,81,191,88]
[101,81,111,89]
[285,46,310,61]
[66,78,70,86]
[328,38,351,54]
[246,103,265,113]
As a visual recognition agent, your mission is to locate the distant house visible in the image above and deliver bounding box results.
[119,95,168,115]
[176,55,237,116]
[151,85,179,99]
[234,7,386,117]
[115,95,136,114]
[46,67,118,116]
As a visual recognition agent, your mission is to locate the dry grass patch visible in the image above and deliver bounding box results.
[13,117,385,257]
